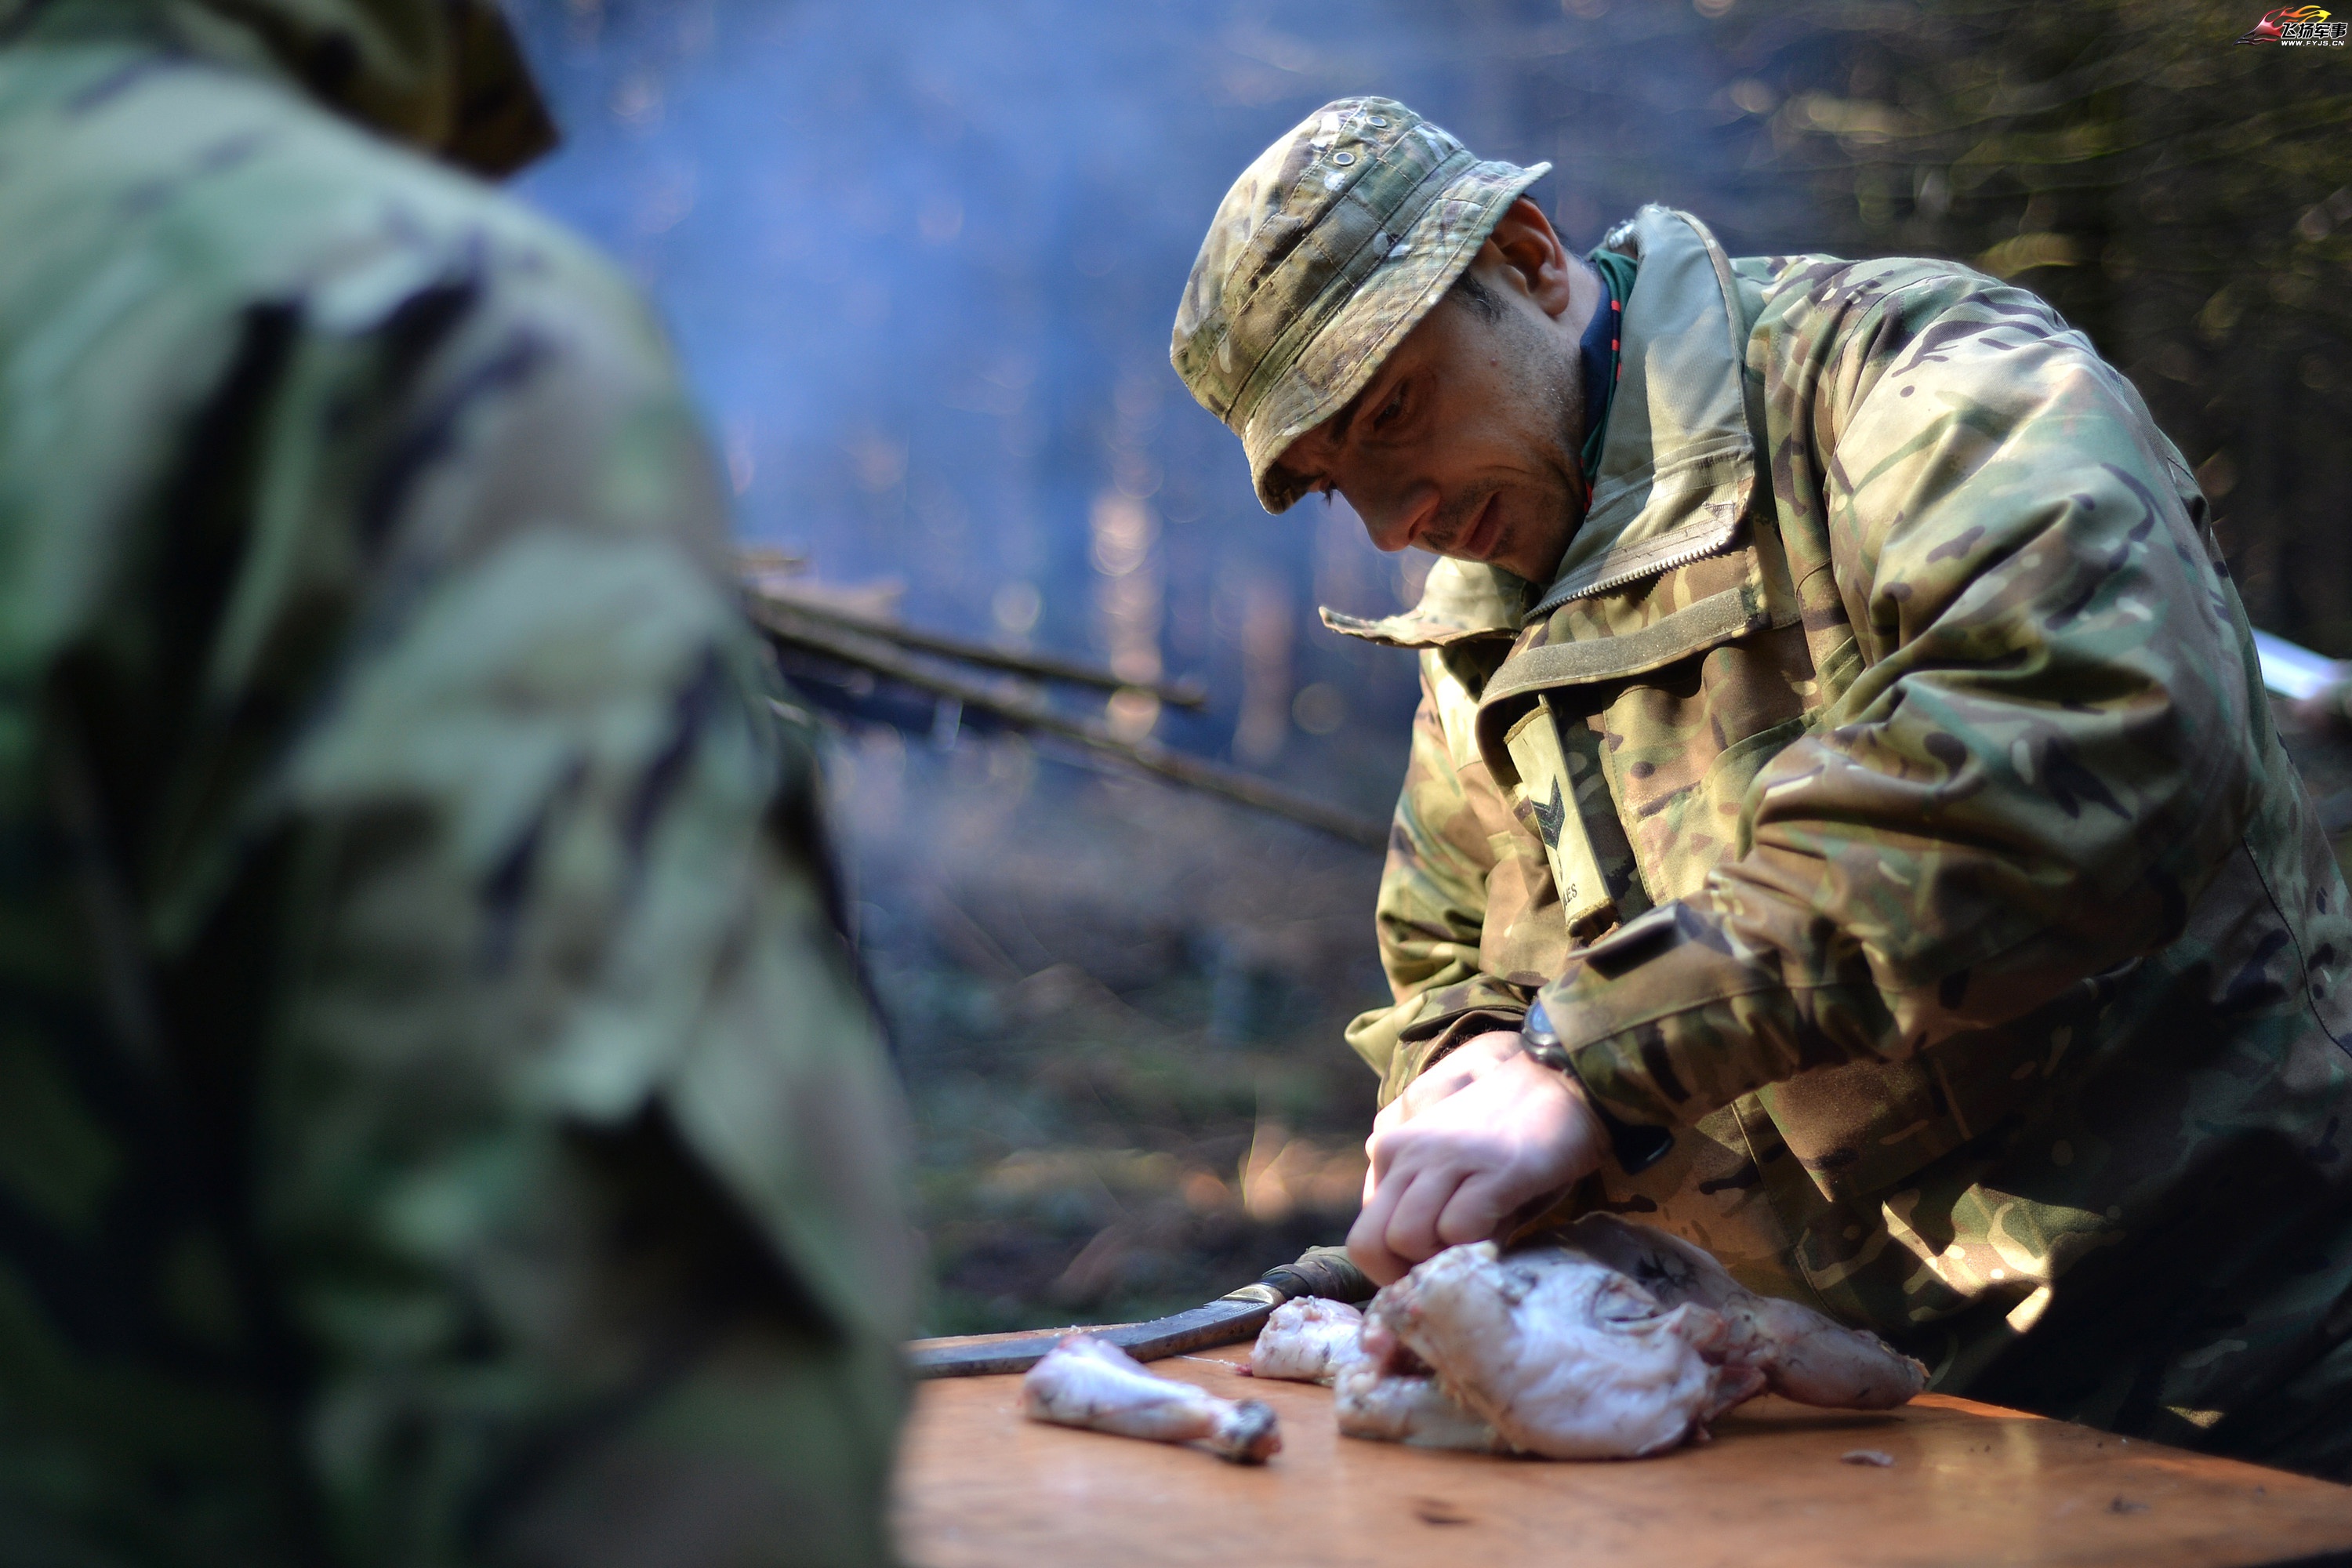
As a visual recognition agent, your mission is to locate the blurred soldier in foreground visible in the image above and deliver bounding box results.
[1174,98,2352,1473]
[0,1,913,1563]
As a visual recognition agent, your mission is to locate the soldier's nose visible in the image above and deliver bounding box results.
[1355,479,1440,554]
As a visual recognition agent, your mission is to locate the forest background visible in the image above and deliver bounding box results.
[503,0,2352,1335]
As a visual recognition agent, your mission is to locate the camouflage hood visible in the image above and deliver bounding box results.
[0,0,556,174]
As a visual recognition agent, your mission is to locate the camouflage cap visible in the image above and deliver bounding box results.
[1171,97,1549,514]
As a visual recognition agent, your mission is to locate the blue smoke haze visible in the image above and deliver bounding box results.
[506,0,1807,799]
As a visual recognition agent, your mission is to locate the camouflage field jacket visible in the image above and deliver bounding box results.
[1332,206,2352,1443]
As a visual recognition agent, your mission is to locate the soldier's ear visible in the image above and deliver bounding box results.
[1486,198,1578,321]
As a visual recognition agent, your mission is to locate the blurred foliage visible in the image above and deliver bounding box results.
[1721,0,2352,650]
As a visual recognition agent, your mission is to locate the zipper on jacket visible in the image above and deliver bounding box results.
[1529,514,1743,619]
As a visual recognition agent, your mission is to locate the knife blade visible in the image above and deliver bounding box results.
[906,1244,1374,1379]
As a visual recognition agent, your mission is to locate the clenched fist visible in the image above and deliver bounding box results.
[1347,1038,1608,1286]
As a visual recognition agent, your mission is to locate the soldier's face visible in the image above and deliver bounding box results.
[1272,205,1599,586]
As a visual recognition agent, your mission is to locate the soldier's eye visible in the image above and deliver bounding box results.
[1372,382,1408,434]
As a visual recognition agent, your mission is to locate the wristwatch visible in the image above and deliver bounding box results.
[1523,997,1676,1174]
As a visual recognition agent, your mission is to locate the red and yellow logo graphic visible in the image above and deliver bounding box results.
[2237,4,2345,42]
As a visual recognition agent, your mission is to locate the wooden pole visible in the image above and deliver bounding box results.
[747,586,1207,710]
[746,598,1388,849]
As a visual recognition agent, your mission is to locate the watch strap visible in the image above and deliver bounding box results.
[1524,999,1675,1174]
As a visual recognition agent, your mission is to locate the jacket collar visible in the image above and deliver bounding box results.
[1534,205,1755,615]
[1323,205,1755,648]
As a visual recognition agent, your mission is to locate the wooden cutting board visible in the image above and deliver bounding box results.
[896,1343,2352,1567]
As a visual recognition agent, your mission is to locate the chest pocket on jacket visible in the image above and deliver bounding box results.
[1587,631,1819,902]
[1480,534,1817,906]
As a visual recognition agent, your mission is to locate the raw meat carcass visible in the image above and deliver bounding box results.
[1020,1334,1281,1464]
[1330,1218,1927,1461]
[1330,1320,1509,1452]
[1553,1214,1927,1411]
[1372,1240,1739,1457]
[1248,1295,1508,1448]
[1247,1297,1365,1385]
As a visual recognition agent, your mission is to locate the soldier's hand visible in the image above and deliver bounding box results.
[1361,1029,1527,1210]
[1347,1052,1608,1287]
[1385,1029,1526,1127]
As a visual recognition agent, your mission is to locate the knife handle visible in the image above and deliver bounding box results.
[1258,1244,1375,1305]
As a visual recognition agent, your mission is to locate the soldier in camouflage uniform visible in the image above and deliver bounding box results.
[0,0,913,1562]
[1174,96,2352,1475]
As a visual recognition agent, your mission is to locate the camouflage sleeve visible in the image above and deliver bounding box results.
[1543,270,2261,1135]
[247,245,913,1559]
[0,60,910,1564]
[1345,645,1541,1105]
